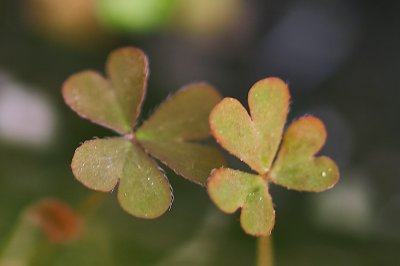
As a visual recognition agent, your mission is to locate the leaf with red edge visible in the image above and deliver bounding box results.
[62,47,226,220]
[62,47,148,134]
[136,83,222,141]
[209,78,289,174]
[248,78,290,170]
[72,138,172,218]
[207,77,340,237]
[270,116,339,192]
[208,168,275,236]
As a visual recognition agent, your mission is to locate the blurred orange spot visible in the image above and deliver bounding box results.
[27,199,82,243]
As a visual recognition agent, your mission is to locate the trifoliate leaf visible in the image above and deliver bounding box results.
[270,116,339,192]
[63,47,225,220]
[72,138,172,218]
[208,168,275,236]
[62,47,147,134]
[207,77,339,236]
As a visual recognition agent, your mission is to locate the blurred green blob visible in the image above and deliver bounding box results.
[96,0,176,32]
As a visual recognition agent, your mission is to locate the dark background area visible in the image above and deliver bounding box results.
[0,0,399,265]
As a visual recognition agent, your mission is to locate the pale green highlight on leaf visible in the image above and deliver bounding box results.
[117,142,172,218]
[209,98,263,173]
[208,168,275,236]
[62,71,131,134]
[72,138,129,192]
[248,78,289,170]
[271,116,339,192]
[72,138,172,218]
[136,83,221,141]
[139,140,225,185]
[106,47,148,127]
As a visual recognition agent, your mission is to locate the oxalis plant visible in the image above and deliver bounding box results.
[62,46,339,265]
[207,78,339,236]
[62,47,225,218]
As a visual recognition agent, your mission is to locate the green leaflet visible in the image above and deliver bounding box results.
[62,70,132,134]
[209,78,289,174]
[136,83,221,141]
[139,140,225,185]
[248,78,289,171]
[72,138,172,218]
[63,47,148,134]
[106,47,148,127]
[208,168,274,236]
[270,116,339,192]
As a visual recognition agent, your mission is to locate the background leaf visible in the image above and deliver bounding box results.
[270,116,339,192]
[136,83,221,141]
[207,168,275,236]
[62,71,132,134]
[27,199,82,243]
[248,78,289,170]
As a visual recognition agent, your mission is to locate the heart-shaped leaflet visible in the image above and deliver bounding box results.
[209,78,289,174]
[63,47,147,134]
[270,116,339,191]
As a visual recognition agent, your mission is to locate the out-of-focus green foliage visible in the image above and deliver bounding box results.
[0,199,81,266]
[96,0,176,32]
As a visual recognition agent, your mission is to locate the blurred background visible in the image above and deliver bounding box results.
[0,0,399,265]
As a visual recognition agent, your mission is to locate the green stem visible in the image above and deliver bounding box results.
[0,216,42,266]
[257,236,274,266]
